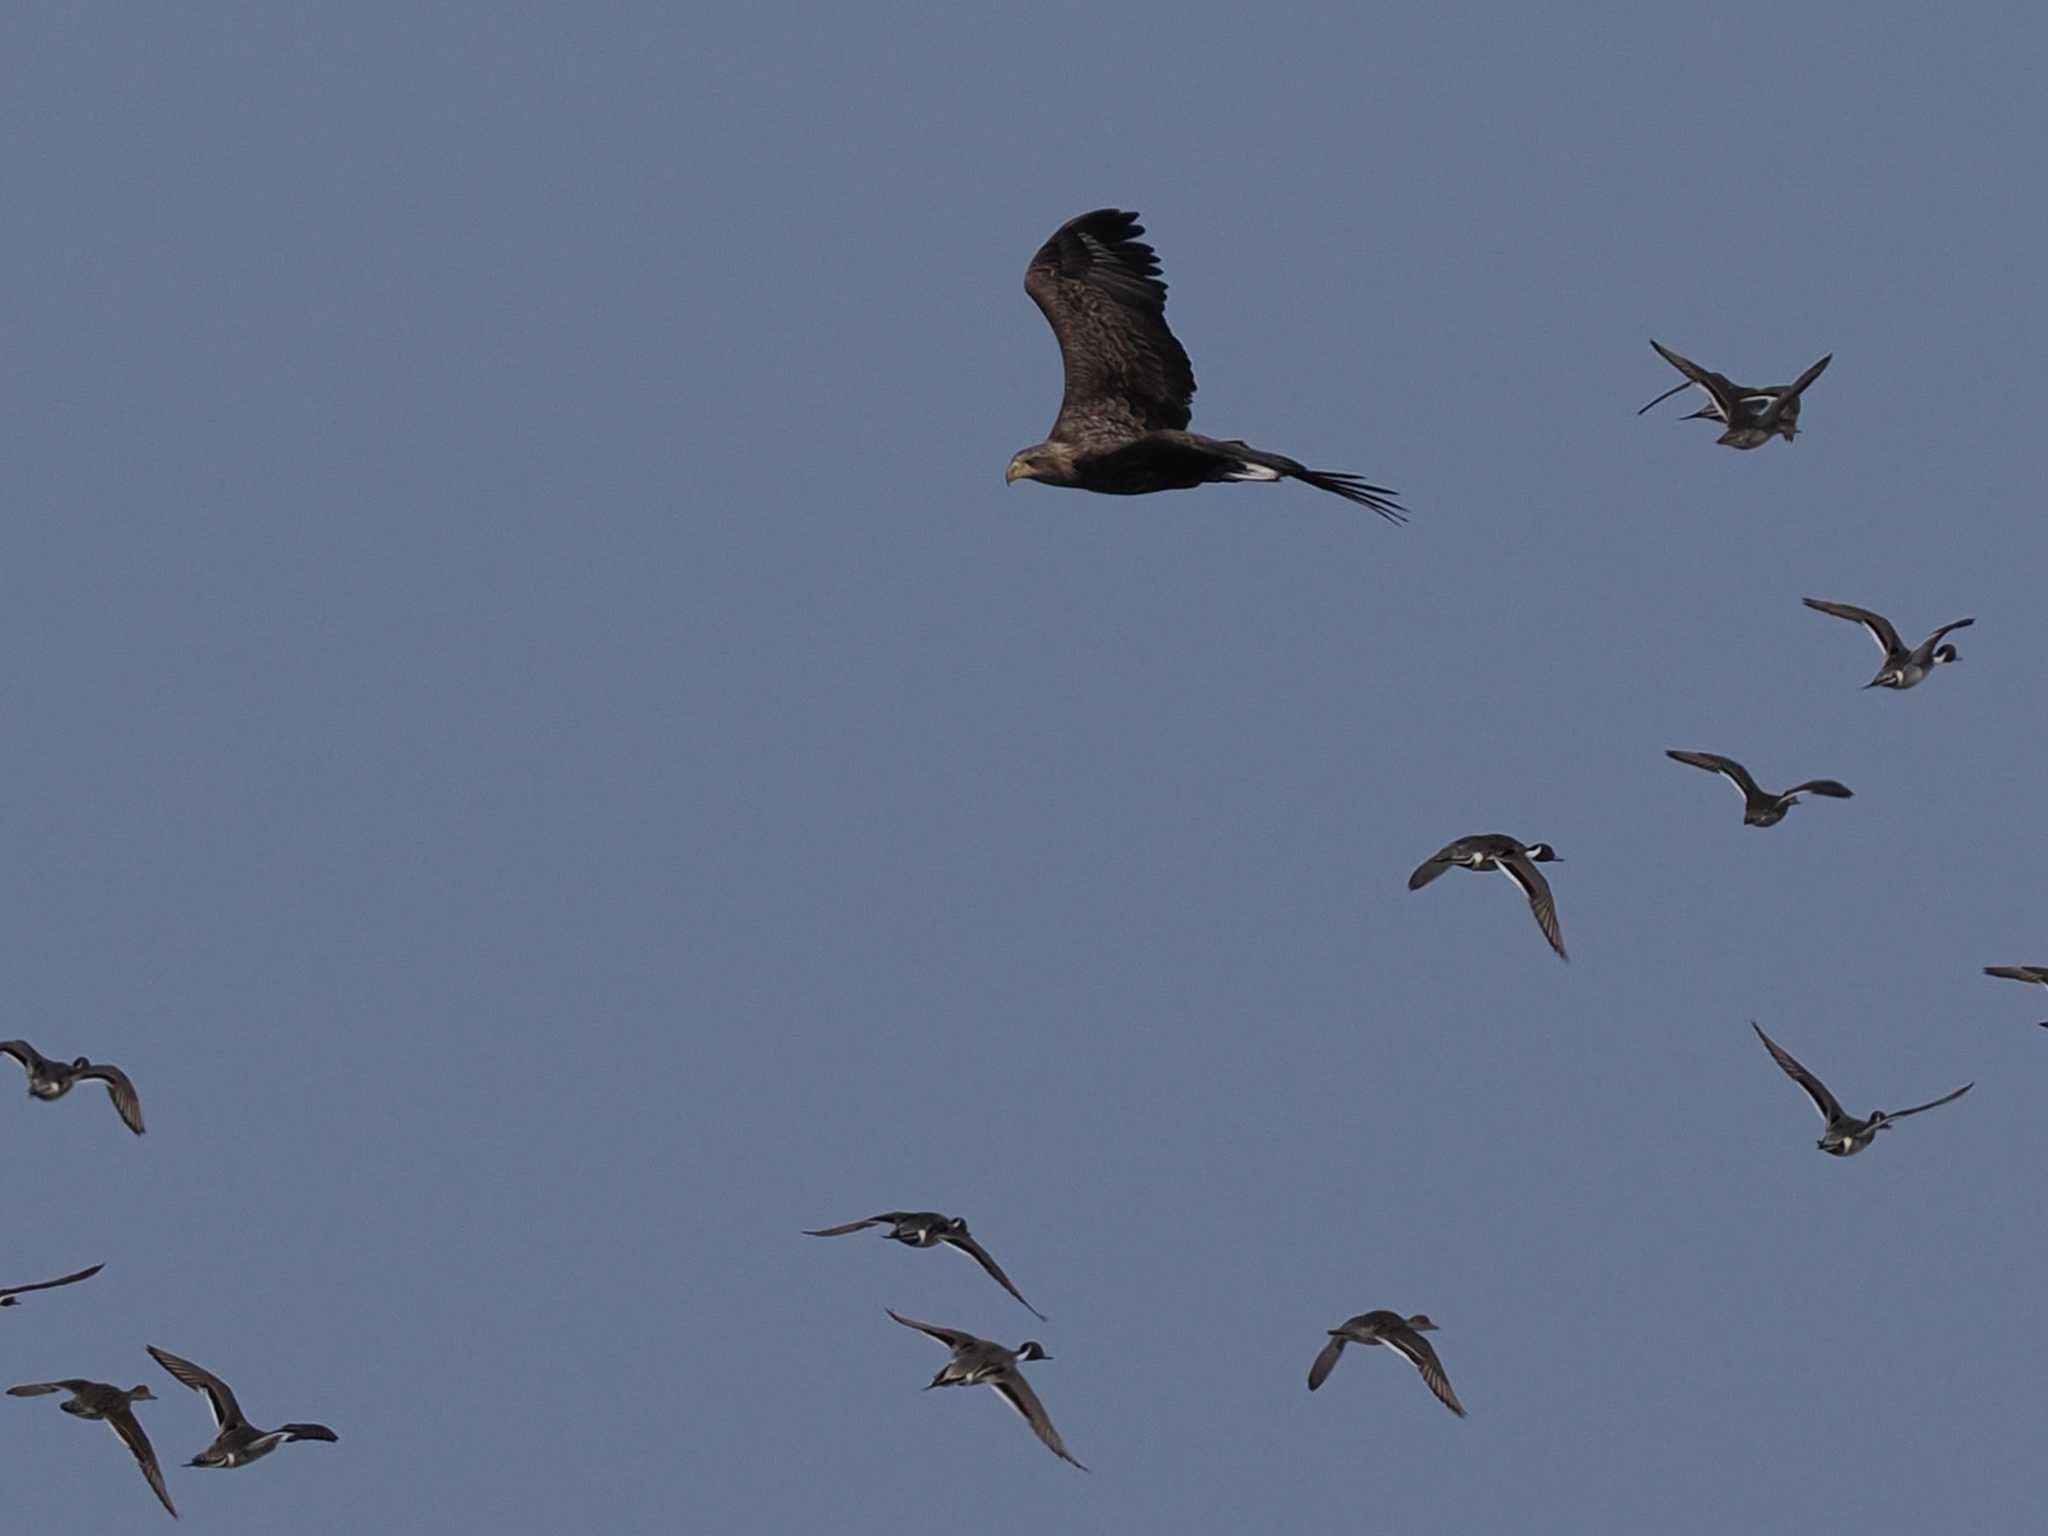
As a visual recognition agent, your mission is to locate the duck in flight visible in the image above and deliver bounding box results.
[1005,209,1404,521]
[0,1040,145,1134]
[1749,1021,1972,1156]
[1,1262,103,1308]
[145,1346,338,1469]
[1638,339,1831,448]
[1308,1310,1466,1418]
[804,1211,1045,1320]
[885,1310,1087,1470]
[1802,598,1974,690]
[7,1377,176,1518]
[1983,966,2048,1027]
[1407,834,1567,961]
[1664,751,1852,828]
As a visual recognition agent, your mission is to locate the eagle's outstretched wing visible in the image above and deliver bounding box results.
[1024,209,1195,448]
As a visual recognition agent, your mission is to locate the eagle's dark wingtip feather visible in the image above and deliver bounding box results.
[1033,208,1169,307]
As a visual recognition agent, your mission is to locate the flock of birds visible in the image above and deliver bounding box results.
[14,207,2039,1496]
[803,207,2046,1471]
[4,1040,337,1518]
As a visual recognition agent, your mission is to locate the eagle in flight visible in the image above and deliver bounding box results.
[1005,209,1404,523]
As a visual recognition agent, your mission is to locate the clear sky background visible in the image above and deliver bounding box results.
[4,4,2044,1532]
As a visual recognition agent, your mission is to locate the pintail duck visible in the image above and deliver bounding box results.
[804,1211,1045,1320]
[0,1039,145,1134]
[1407,834,1567,960]
[1,1262,102,1308]
[1983,966,2048,1027]
[1638,339,1832,448]
[1308,1310,1466,1418]
[145,1346,338,1468]
[884,1309,1087,1470]
[1664,751,1852,827]
[8,1377,176,1518]
[1750,1021,1972,1157]
[1803,599,1974,690]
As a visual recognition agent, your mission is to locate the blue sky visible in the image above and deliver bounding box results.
[4,4,2045,1531]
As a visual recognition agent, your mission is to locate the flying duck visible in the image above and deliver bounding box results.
[1638,339,1832,448]
[884,1309,1087,1470]
[1983,965,2048,1027]
[1803,599,1974,690]
[145,1347,338,1469]
[1408,835,1567,960]
[8,1377,176,1518]
[1750,1021,1972,1156]
[0,1040,145,1134]
[1,1262,103,1308]
[804,1211,1045,1320]
[1664,751,1852,827]
[1308,1311,1466,1418]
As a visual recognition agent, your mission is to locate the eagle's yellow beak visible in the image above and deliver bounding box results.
[1004,457,1031,484]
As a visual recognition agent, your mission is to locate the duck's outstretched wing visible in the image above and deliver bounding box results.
[1751,1022,1844,1123]
[1383,1325,1467,1419]
[1666,750,1764,803]
[884,1309,977,1350]
[1407,846,1459,891]
[1642,340,1742,420]
[0,1263,103,1304]
[1984,965,2048,985]
[1917,617,1975,653]
[1803,598,1903,656]
[1497,855,1567,962]
[802,1215,895,1237]
[105,1403,177,1519]
[1756,353,1832,431]
[942,1232,1046,1322]
[989,1368,1089,1470]
[1885,1082,1973,1120]
[73,1062,145,1134]
[1785,779,1853,800]
[147,1345,245,1431]
[1306,1334,1348,1391]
